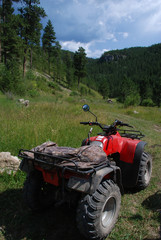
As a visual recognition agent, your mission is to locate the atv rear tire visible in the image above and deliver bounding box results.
[136,152,152,190]
[76,180,121,240]
[23,170,55,211]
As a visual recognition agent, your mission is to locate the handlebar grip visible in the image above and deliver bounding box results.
[119,122,133,128]
[124,123,133,128]
[80,122,89,125]
[115,119,133,128]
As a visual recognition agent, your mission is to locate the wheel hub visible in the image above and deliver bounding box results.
[101,197,116,228]
[144,161,151,184]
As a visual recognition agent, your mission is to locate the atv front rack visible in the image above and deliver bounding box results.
[19,149,110,175]
[118,129,145,140]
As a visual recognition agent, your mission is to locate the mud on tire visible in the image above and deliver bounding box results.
[136,152,152,190]
[76,180,121,240]
[23,170,55,211]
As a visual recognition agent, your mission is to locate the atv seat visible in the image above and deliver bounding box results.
[21,141,109,170]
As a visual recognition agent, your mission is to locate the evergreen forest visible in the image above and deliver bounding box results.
[0,0,161,107]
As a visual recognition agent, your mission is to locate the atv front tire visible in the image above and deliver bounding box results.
[23,170,55,211]
[136,152,152,190]
[76,180,121,240]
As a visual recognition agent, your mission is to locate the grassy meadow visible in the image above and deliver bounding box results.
[0,92,161,240]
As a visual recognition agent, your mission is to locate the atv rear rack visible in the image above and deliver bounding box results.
[118,129,145,140]
[19,149,110,175]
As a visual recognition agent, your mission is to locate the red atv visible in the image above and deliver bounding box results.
[19,104,152,240]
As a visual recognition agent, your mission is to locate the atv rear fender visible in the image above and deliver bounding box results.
[89,165,123,194]
[68,165,123,195]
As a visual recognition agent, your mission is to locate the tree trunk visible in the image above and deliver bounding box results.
[30,47,32,69]
[0,0,2,62]
[48,58,50,75]
[0,29,1,63]
[78,76,80,89]
[23,48,27,77]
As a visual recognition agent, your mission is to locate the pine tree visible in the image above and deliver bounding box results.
[0,0,24,94]
[73,47,86,88]
[118,76,138,103]
[53,41,62,80]
[0,0,2,63]
[153,77,161,107]
[19,0,46,76]
[98,79,109,99]
[0,0,22,65]
[42,19,56,75]
[64,51,73,87]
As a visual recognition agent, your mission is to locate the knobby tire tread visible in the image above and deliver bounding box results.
[136,152,152,190]
[77,180,121,240]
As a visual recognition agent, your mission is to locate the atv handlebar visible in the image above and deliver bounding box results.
[112,119,133,128]
[80,119,133,135]
[80,121,99,126]
[80,122,91,125]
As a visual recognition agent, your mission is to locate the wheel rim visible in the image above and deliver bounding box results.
[144,160,151,184]
[101,197,116,228]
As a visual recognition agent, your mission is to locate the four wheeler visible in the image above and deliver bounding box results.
[19,104,152,240]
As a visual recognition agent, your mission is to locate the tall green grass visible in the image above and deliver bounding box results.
[0,94,161,240]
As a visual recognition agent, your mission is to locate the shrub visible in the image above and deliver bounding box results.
[25,70,36,81]
[124,94,140,107]
[5,92,15,100]
[48,81,62,91]
[70,91,79,96]
[88,88,97,97]
[27,89,39,98]
[36,76,49,92]
[0,62,25,95]
[141,98,154,107]
[80,86,88,96]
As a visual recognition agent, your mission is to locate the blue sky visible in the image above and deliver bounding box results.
[40,0,161,58]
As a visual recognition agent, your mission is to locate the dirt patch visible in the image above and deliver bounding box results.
[154,125,161,133]
[149,144,161,149]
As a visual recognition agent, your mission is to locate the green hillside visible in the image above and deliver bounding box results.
[0,1,161,107]
[86,43,161,106]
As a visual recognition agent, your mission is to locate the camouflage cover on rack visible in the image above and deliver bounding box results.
[23,141,108,169]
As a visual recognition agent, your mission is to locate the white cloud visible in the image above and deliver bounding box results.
[41,0,161,44]
[123,32,129,38]
[143,11,161,33]
[60,40,109,58]
[60,40,90,53]
[40,0,161,57]
[56,0,161,57]
[84,0,161,35]
[89,0,161,21]
[119,32,129,39]
[99,21,104,26]
[113,38,118,42]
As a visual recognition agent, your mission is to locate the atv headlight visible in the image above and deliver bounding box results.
[90,141,103,148]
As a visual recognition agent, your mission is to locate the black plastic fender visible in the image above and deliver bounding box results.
[19,158,34,173]
[89,165,123,194]
[118,141,147,188]
[67,165,123,194]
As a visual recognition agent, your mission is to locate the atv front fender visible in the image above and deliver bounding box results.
[119,141,147,188]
